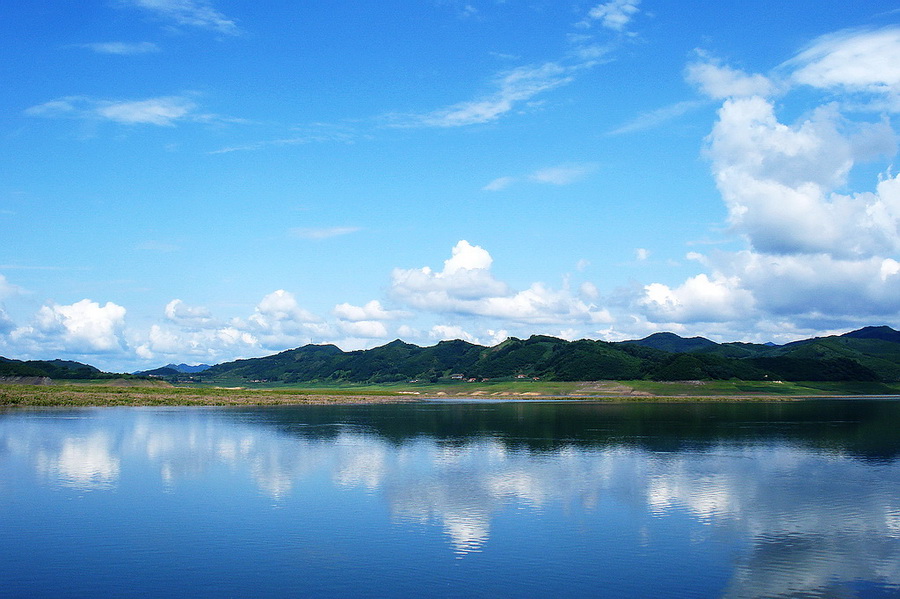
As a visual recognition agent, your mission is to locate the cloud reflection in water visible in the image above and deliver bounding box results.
[1,405,898,595]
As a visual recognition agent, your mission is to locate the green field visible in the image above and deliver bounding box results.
[3,377,900,407]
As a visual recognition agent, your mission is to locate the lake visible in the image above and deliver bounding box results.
[1,399,899,598]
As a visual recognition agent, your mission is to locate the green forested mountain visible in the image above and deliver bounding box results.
[192,326,900,384]
[0,357,104,379]
[621,332,719,353]
[840,325,900,343]
[9,326,900,385]
[200,335,649,383]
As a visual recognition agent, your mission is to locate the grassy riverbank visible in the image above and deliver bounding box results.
[0,381,407,407]
[3,378,900,407]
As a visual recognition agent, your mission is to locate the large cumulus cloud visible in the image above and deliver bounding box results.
[637,27,900,334]
[10,299,127,354]
[391,240,611,326]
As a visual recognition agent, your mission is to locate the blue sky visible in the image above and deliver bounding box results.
[3,1,900,371]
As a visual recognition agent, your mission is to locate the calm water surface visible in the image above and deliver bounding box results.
[1,400,899,598]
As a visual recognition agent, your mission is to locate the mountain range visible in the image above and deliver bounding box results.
[132,363,211,376]
[5,326,900,384]
[194,325,900,384]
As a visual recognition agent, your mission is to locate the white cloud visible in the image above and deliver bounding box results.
[391,241,612,325]
[164,299,213,328]
[636,30,900,332]
[395,62,574,127]
[26,95,201,127]
[580,282,599,300]
[582,0,641,32]
[0,274,23,299]
[528,164,593,185]
[482,176,515,192]
[429,324,478,343]
[333,300,403,321]
[396,324,420,339]
[640,274,755,324]
[443,239,493,273]
[713,251,900,318]
[97,97,196,125]
[685,60,776,100]
[0,307,14,336]
[209,128,360,154]
[338,320,388,339]
[486,329,509,345]
[608,100,703,135]
[291,226,361,240]
[135,323,257,361]
[121,0,239,35]
[477,283,613,324]
[77,42,160,55]
[787,27,900,105]
[709,96,898,258]
[136,290,322,361]
[249,290,319,327]
[11,299,127,354]
[239,290,327,350]
[391,240,508,309]
[483,164,593,191]
[24,97,83,118]
[635,248,650,261]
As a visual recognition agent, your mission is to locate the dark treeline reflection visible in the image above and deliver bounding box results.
[2,400,899,598]
[222,399,900,461]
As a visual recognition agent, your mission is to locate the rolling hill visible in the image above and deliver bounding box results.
[9,326,900,385]
[193,326,900,384]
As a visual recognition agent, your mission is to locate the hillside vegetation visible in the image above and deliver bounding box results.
[0,357,118,380]
[194,326,900,386]
[8,326,900,388]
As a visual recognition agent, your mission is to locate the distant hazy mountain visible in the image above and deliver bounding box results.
[167,363,211,373]
[133,363,211,376]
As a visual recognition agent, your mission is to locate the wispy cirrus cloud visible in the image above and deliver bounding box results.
[529,164,595,185]
[482,176,516,192]
[578,0,641,32]
[383,1,641,130]
[483,164,595,191]
[119,0,239,35]
[608,100,704,135]
[290,226,362,240]
[209,124,360,154]
[24,94,235,127]
[609,51,777,136]
[388,62,575,128]
[74,41,160,55]
[96,97,197,125]
[784,27,900,111]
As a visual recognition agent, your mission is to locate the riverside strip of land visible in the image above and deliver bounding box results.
[3,378,900,407]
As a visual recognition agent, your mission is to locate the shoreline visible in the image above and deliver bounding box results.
[2,381,898,407]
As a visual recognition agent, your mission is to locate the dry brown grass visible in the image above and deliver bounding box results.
[0,382,414,407]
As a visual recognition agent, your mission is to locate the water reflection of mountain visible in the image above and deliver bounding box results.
[226,400,900,461]
[2,402,899,597]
